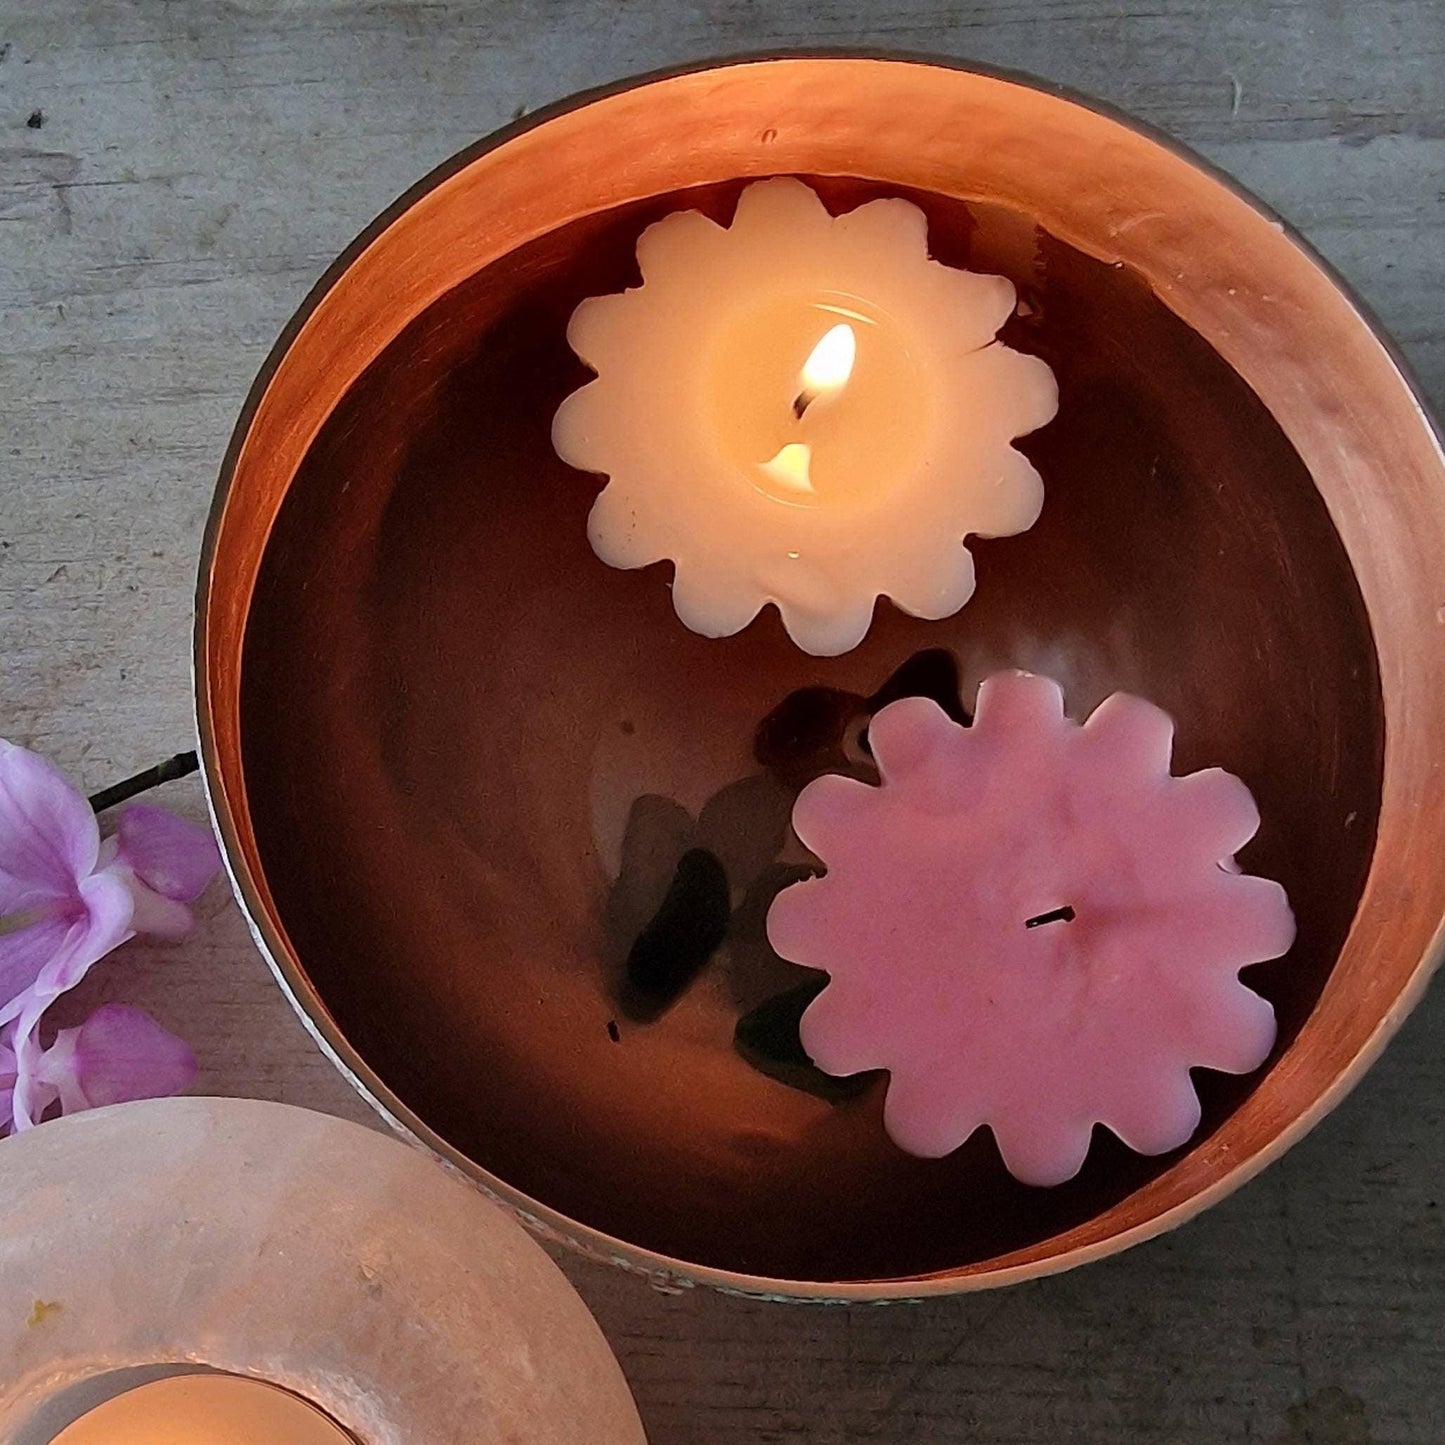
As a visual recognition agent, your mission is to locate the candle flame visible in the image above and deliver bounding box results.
[761,442,815,495]
[801,323,857,397]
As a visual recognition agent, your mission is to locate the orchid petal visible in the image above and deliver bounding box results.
[37,869,134,1001]
[40,1004,196,1111]
[5,1014,54,1132]
[0,1033,15,1131]
[0,905,73,1006]
[120,876,196,941]
[114,804,221,903]
[0,871,134,1031]
[31,1025,85,1115]
[0,741,99,910]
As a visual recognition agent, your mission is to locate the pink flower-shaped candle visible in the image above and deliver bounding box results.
[767,671,1296,1186]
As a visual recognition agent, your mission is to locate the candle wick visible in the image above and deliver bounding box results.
[792,389,814,421]
[1025,905,1076,929]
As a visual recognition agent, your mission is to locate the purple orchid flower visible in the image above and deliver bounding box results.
[0,739,219,1133]
[3,1005,196,1128]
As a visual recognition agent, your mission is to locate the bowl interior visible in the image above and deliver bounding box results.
[239,175,1382,1282]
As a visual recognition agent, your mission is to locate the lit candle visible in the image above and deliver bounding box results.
[766,671,1296,1186]
[52,1374,353,1445]
[553,179,1058,656]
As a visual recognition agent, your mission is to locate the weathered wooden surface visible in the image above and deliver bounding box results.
[1,3,1440,1441]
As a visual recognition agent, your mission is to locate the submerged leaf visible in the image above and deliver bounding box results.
[623,848,730,1018]
[734,976,878,1102]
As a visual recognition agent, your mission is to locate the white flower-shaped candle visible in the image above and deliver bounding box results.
[552,180,1058,656]
[767,672,1297,1186]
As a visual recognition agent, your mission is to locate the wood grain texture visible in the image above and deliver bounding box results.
[0,2,1440,1441]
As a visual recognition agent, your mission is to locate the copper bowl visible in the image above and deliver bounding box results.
[196,56,1445,1299]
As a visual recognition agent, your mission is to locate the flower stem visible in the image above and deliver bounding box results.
[88,751,200,814]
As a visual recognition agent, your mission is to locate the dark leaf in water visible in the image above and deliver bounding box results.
[867,647,971,725]
[623,847,730,1018]
[726,860,823,1010]
[753,685,863,788]
[734,975,879,1102]
[696,773,795,884]
[733,860,823,942]
[605,793,696,953]
[860,648,971,758]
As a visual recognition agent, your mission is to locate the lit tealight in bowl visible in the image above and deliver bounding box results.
[51,1374,353,1445]
[0,1099,647,1444]
[553,177,1058,656]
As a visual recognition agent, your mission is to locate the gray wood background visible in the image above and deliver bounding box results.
[1,2,1440,1441]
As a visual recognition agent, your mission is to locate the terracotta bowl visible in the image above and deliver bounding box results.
[196,56,1445,1299]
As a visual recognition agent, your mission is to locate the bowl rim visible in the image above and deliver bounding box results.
[194,49,1445,1302]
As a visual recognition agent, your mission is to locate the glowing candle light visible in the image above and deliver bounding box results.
[553,179,1058,656]
[52,1375,354,1445]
